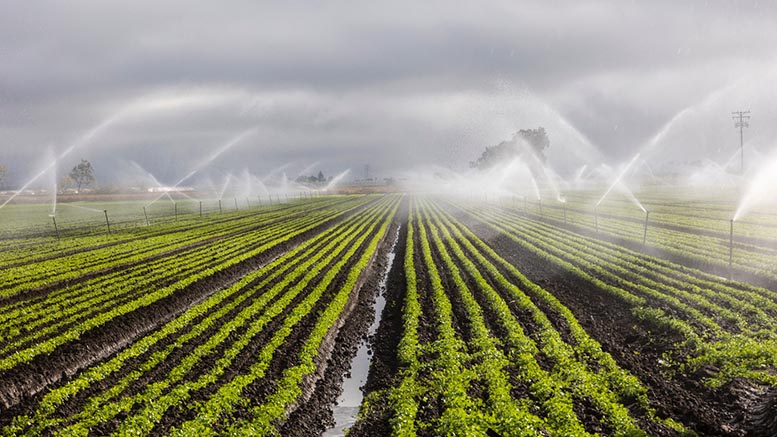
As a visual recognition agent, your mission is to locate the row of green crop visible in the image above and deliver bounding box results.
[2,194,400,436]
[531,195,777,282]
[0,196,312,257]
[0,198,368,339]
[0,194,325,241]
[458,200,777,389]
[0,206,331,354]
[0,196,378,372]
[0,198,369,354]
[372,197,687,436]
[0,196,357,297]
[78,197,398,437]
[425,199,688,434]
[0,198,359,329]
[219,198,398,436]
[475,205,777,338]
[485,208,777,332]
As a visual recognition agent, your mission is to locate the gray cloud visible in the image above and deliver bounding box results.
[1,0,776,186]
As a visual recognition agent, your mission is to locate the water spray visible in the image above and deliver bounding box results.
[219,199,223,214]
[596,153,642,209]
[103,210,112,235]
[246,198,250,208]
[143,206,150,226]
[563,202,567,225]
[257,196,262,207]
[0,111,127,211]
[234,197,238,211]
[729,219,734,276]
[145,128,256,209]
[642,211,650,245]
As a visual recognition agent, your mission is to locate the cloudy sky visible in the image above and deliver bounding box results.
[1,0,776,186]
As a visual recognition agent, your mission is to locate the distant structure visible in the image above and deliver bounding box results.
[364,164,370,180]
[147,186,194,193]
[732,110,750,174]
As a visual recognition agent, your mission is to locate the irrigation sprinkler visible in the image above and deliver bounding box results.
[563,202,567,225]
[523,196,528,214]
[729,219,734,275]
[234,197,238,211]
[174,202,178,221]
[199,201,203,218]
[642,211,650,245]
[257,196,262,207]
[218,199,223,214]
[538,199,543,218]
[51,215,60,240]
[143,206,150,226]
[268,195,272,205]
[594,207,599,234]
[286,194,289,202]
[103,210,112,235]
[246,198,250,208]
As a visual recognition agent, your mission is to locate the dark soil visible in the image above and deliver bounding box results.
[0,196,356,306]
[527,207,777,291]
[279,212,403,436]
[456,208,773,436]
[0,196,378,413]
[346,202,409,437]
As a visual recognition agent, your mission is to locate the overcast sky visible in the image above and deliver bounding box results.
[1,0,776,186]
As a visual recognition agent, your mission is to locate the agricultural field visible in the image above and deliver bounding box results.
[1,191,777,436]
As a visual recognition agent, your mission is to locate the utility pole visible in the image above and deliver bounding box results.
[732,110,750,174]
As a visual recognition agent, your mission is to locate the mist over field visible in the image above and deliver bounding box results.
[4,3,777,436]
[1,1,776,188]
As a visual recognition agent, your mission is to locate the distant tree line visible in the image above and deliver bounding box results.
[295,170,333,185]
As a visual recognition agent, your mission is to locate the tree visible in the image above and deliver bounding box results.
[517,127,550,162]
[317,171,325,183]
[470,127,550,170]
[0,164,6,190]
[69,159,95,192]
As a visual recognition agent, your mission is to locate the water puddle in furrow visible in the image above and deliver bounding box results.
[324,226,399,436]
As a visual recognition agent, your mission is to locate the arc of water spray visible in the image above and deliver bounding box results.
[323,169,350,191]
[131,161,197,205]
[218,173,233,200]
[596,153,645,212]
[261,163,292,183]
[296,161,320,179]
[516,138,565,203]
[1,108,131,210]
[144,128,257,207]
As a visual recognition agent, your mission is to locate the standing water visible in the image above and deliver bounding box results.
[324,226,400,436]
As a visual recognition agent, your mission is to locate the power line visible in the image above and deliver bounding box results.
[732,110,750,174]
